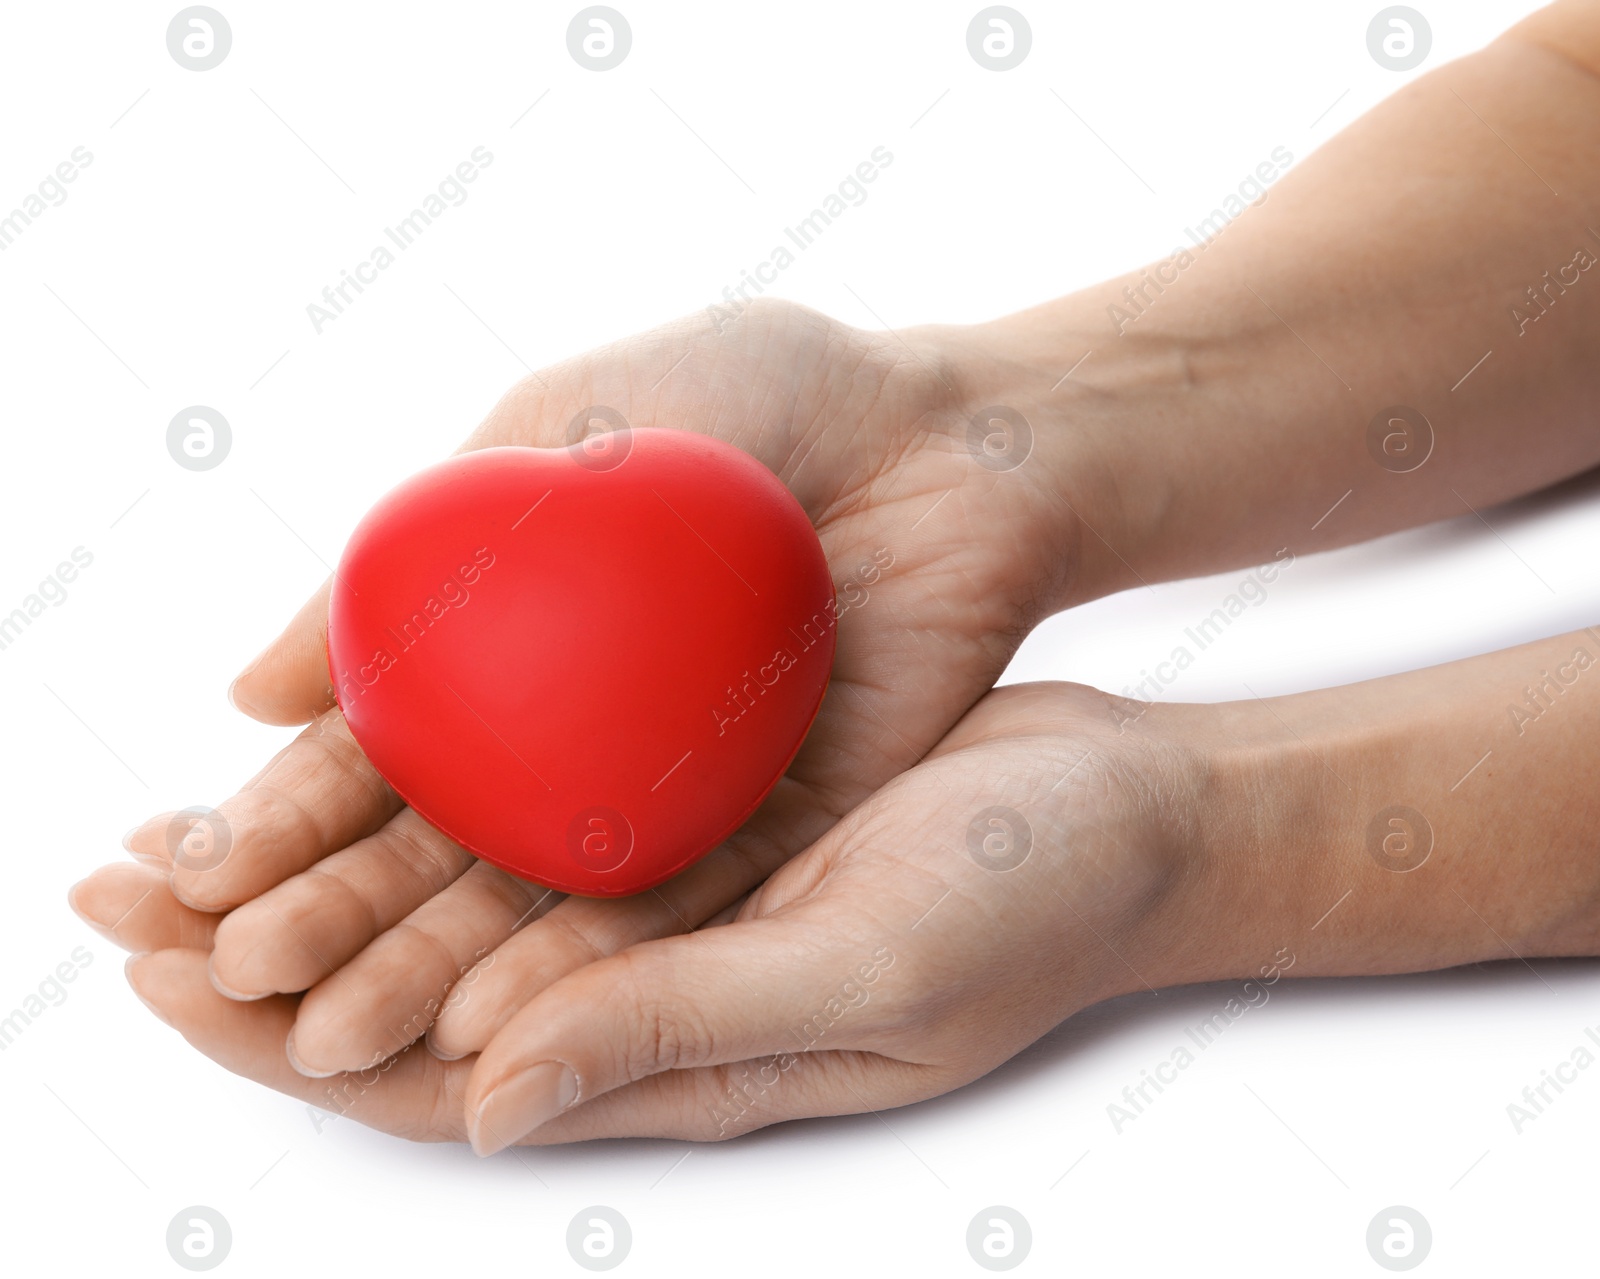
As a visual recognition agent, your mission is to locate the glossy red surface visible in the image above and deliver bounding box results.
[326,432,836,896]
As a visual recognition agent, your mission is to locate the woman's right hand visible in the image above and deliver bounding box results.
[95,296,1105,1077]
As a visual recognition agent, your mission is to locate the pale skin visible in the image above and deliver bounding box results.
[71,1,1600,1150]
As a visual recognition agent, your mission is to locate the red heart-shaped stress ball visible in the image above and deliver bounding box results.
[326,431,836,897]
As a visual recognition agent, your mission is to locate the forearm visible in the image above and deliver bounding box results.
[952,1,1600,604]
[1170,625,1600,984]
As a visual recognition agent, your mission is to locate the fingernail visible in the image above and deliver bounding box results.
[66,880,98,926]
[167,871,226,914]
[284,1028,343,1079]
[124,954,173,1026]
[167,876,206,910]
[122,817,164,854]
[228,653,268,716]
[208,953,271,1002]
[227,681,267,720]
[69,877,133,931]
[470,1061,579,1156]
[425,1030,468,1062]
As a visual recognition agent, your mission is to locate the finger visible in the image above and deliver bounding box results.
[121,814,180,868]
[426,816,800,1060]
[518,1051,942,1145]
[464,913,892,1155]
[219,368,581,731]
[427,778,826,1059]
[153,709,401,912]
[218,357,583,731]
[68,865,221,953]
[125,949,471,1142]
[227,580,336,726]
[209,808,476,999]
[286,862,562,1077]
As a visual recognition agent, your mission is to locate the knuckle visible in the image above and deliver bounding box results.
[691,1062,780,1142]
[386,922,465,990]
[303,715,394,807]
[728,294,796,329]
[716,830,790,893]
[535,910,611,967]
[635,1001,689,1077]
[474,865,552,926]
[612,950,707,1077]
[412,1057,466,1143]
[222,784,318,852]
[299,866,381,943]
[377,815,471,895]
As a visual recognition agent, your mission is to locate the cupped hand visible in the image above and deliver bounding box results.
[85,299,1095,1076]
[106,682,1233,1145]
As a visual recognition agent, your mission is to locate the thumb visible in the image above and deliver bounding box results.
[228,310,757,726]
[228,578,334,725]
[225,361,646,725]
[463,915,899,1155]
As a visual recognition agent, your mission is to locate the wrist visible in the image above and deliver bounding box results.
[921,286,1278,613]
[916,299,1179,615]
[1168,638,1600,984]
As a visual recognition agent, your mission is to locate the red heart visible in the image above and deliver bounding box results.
[326,431,836,897]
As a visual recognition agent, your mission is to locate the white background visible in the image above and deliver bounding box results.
[2,0,1594,1274]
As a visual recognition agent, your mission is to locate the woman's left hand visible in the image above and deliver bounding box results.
[98,682,1220,1147]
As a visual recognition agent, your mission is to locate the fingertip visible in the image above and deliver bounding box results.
[426,992,482,1061]
[228,658,320,725]
[227,670,330,727]
[469,1123,503,1158]
[124,952,174,1027]
[70,863,164,937]
[227,582,337,726]
[167,871,231,914]
[66,877,114,938]
[226,673,256,717]
[468,1060,580,1157]
[208,951,272,1003]
[66,879,91,927]
[284,1028,343,1079]
[123,814,175,858]
[424,1027,470,1062]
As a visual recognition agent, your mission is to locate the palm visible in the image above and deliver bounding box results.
[107,300,1077,1076]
